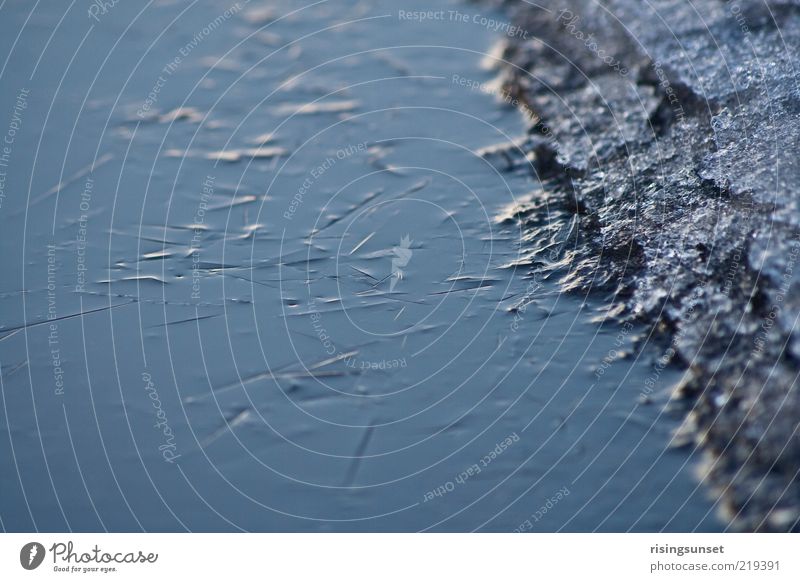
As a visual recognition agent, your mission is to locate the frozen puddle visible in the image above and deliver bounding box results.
[0,0,721,531]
